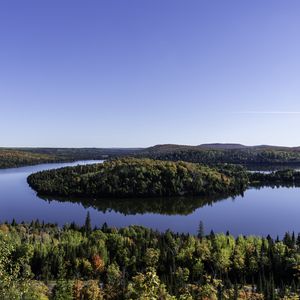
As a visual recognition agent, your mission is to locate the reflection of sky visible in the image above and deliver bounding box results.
[1,161,300,237]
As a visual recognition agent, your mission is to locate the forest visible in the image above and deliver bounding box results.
[0,149,59,169]
[4,143,300,169]
[21,147,140,161]
[0,148,138,169]
[1,218,300,299]
[28,157,300,201]
[27,158,249,198]
[138,145,300,166]
[4,145,300,169]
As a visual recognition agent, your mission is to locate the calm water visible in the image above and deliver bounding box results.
[1,161,300,237]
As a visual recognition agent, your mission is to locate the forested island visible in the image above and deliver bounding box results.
[27,158,249,198]
[1,219,300,299]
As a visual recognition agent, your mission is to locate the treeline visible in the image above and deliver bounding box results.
[0,148,140,169]
[1,219,300,299]
[138,146,300,166]
[0,149,59,169]
[4,145,300,169]
[250,169,300,187]
[27,158,249,198]
[21,147,140,161]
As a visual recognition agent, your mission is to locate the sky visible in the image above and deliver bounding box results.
[1,0,300,147]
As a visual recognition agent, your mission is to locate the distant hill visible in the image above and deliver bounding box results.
[138,143,300,165]
[142,143,300,153]
[198,143,247,150]
[198,143,300,151]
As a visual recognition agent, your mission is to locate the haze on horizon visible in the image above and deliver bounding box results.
[1,0,300,148]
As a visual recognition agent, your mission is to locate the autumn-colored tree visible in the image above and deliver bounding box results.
[91,254,105,274]
[81,280,103,300]
[73,280,84,300]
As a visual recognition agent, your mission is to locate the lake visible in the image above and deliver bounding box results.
[1,160,300,237]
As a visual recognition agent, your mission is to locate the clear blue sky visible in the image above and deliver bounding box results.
[1,0,300,147]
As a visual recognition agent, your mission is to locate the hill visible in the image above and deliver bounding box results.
[138,144,300,166]
[198,143,247,150]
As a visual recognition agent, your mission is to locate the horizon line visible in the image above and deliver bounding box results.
[233,111,300,114]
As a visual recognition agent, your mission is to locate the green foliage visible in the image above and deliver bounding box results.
[1,221,300,299]
[28,158,249,198]
[0,231,33,299]
[4,144,300,169]
[125,267,176,299]
[0,147,138,169]
[139,144,300,166]
[0,149,59,169]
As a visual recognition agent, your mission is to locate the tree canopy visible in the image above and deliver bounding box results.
[27,158,249,198]
[1,220,300,299]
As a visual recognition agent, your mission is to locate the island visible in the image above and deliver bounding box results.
[27,158,249,198]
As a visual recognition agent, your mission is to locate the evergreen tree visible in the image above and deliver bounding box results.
[52,257,72,300]
[84,211,92,234]
[197,221,205,239]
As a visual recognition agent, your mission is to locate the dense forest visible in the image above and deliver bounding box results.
[21,147,141,161]
[0,149,60,169]
[4,144,300,169]
[27,158,249,198]
[4,144,300,168]
[138,145,300,166]
[0,148,139,169]
[1,219,300,299]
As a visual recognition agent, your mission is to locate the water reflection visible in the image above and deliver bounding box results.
[39,193,241,216]
[1,161,300,237]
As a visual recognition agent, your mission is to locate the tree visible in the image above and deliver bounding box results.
[52,254,72,300]
[81,280,103,300]
[84,211,92,234]
[144,248,160,267]
[0,236,32,299]
[105,263,122,298]
[126,268,176,299]
[198,221,205,239]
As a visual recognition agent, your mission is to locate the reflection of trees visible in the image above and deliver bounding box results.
[39,192,243,216]
[250,183,300,190]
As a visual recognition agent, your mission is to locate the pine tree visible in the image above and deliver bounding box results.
[52,257,72,300]
[197,221,205,239]
[84,211,92,234]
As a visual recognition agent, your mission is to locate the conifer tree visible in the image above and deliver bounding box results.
[197,221,205,239]
[84,211,92,234]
